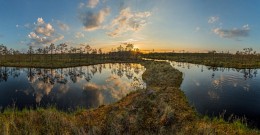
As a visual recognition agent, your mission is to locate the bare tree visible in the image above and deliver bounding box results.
[28,46,34,63]
[49,43,55,62]
[0,44,7,63]
[125,43,134,51]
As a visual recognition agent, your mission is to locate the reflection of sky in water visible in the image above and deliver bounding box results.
[170,61,260,127]
[0,63,146,111]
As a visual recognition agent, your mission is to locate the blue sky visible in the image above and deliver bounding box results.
[0,0,260,52]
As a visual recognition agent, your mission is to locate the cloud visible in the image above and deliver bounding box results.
[79,7,110,31]
[28,32,64,46]
[208,16,219,24]
[208,90,219,100]
[84,82,100,90]
[79,2,85,8]
[35,23,54,36]
[24,23,33,29]
[57,21,70,31]
[27,18,64,46]
[107,7,151,37]
[213,24,250,39]
[87,0,99,8]
[37,17,45,24]
[75,32,85,39]
[195,27,200,32]
[28,79,55,103]
[58,84,69,94]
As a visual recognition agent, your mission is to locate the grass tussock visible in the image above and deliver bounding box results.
[0,61,259,134]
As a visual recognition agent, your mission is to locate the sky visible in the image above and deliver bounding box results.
[0,0,260,53]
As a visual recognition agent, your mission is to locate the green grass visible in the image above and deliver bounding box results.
[0,59,259,134]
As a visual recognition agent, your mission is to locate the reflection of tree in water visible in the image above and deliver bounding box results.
[134,67,140,75]
[187,63,190,69]
[206,67,258,80]
[68,67,85,83]
[98,64,102,73]
[208,90,220,100]
[27,68,36,83]
[56,68,68,84]
[254,70,257,77]
[109,63,112,69]
[0,64,146,108]
[125,70,134,80]
[90,65,98,76]
[208,66,218,71]
[171,61,259,81]
[117,67,124,78]
[109,63,145,79]
[241,69,257,80]
[0,67,20,82]
[131,76,146,90]
[0,67,9,82]
[84,66,92,82]
[23,68,69,103]
[10,67,20,78]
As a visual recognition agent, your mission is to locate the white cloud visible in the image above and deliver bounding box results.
[35,23,54,36]
[30,80,54,103]
[79,2,85,8]
[87,0,99,8]
[208,16,219,24]
[37,17,45,24]
[75,32,85,39]
[195,27,200,32]
[213,24,250,39]
[16,23,33,29]
[107,7,151,37]
[28,32,64,46]
[27,18,64,46]
[79,7,110,31]
[242,24,250,30]
[24,23,32,29]
[57,21,70,31]
[123,38,139,42]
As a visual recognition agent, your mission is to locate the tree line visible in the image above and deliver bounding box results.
[0,43,142,66]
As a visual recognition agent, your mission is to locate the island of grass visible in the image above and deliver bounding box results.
[0,59,259,134]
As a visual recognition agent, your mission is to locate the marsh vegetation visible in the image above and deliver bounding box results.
[144,48,260,68]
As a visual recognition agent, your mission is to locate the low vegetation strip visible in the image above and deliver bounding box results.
[0,61,259,134]
[144,52,260,69]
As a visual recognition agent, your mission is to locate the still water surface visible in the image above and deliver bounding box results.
[170,61,260,127]
[0,63,145,111]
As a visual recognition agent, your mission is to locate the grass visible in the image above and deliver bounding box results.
[0,59,259,134]
[144,52,260,69]
[0,54,142,68]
